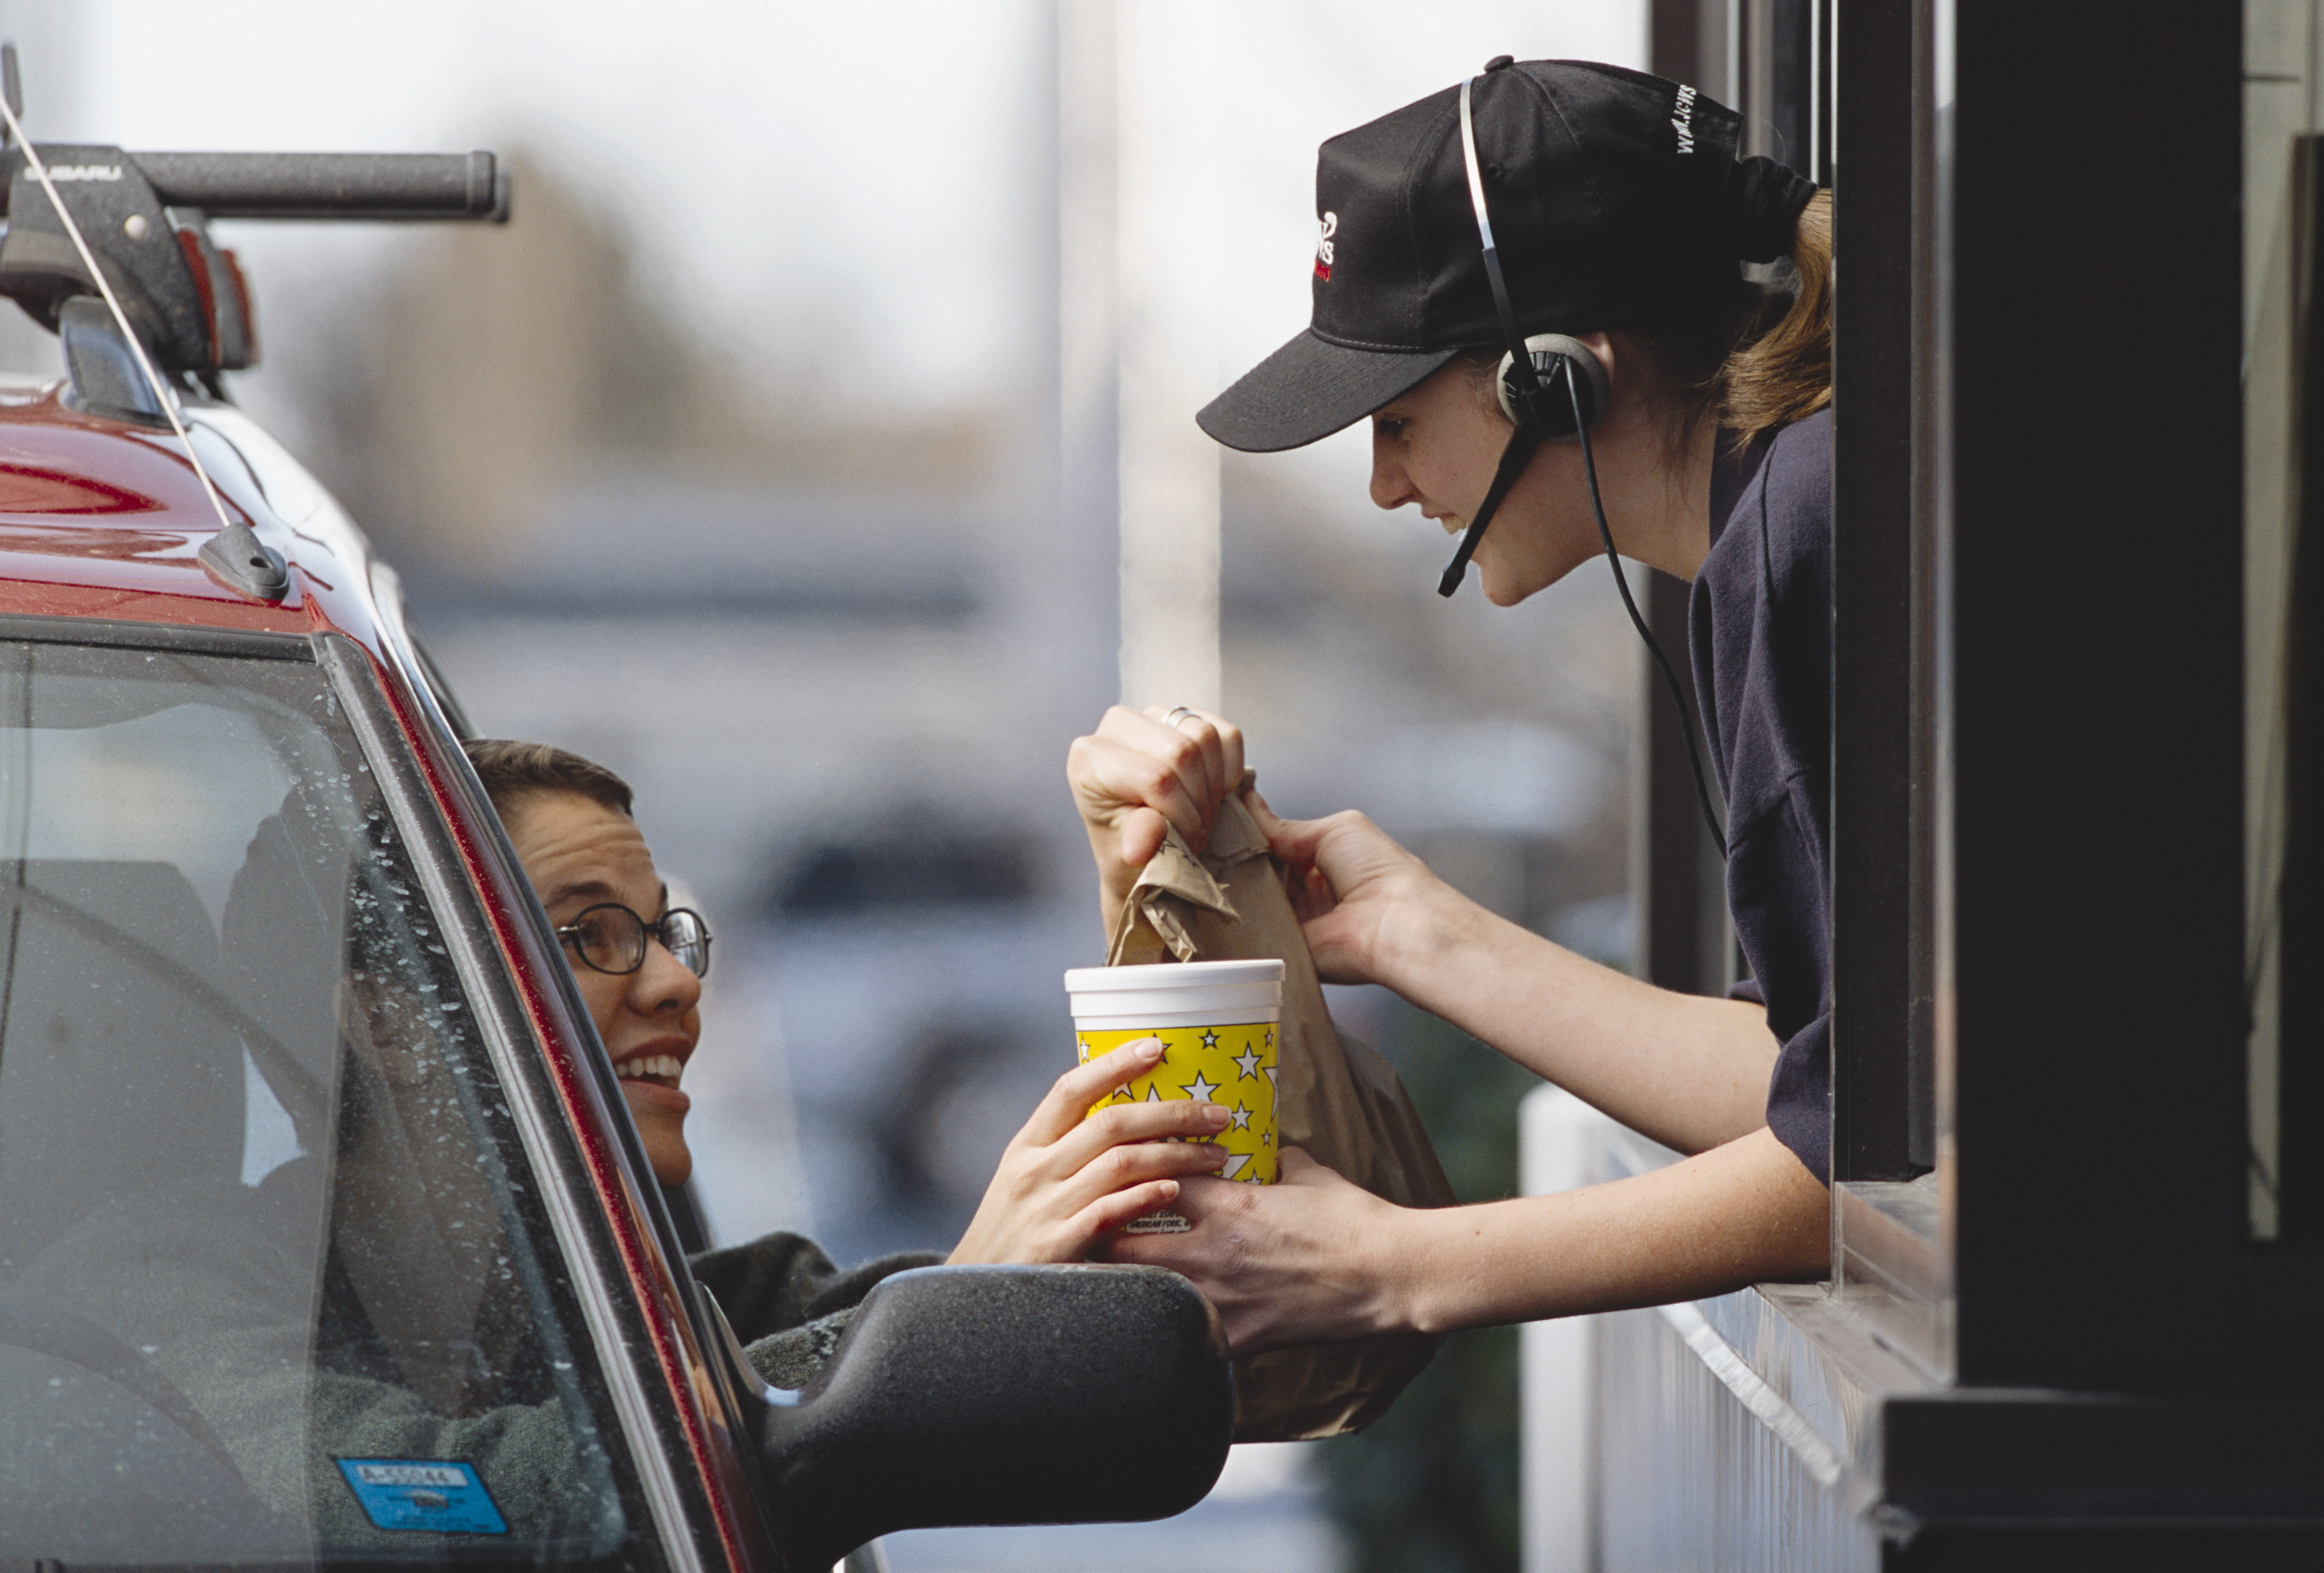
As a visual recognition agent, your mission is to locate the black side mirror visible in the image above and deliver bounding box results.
[755,1264,1232,1570]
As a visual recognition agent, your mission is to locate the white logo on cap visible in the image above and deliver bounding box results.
[1672,84,1698,154]
[1315,211,1338,281]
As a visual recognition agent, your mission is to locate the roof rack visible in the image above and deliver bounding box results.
[0,44,509,397]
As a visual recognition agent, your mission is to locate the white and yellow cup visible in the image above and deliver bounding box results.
[1063,960,1285,1234]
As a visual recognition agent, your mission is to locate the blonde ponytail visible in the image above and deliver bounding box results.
[1721,190,1831,442]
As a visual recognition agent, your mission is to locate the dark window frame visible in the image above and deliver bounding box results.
[1646,0,2290,1391]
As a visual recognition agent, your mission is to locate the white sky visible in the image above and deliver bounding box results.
[12,1,1643,426]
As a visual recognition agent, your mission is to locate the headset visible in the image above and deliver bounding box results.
[1439,64,1728,858]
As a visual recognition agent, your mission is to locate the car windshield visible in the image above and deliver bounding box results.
[0,634,660,1569]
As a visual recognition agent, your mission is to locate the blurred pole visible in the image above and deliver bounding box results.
[0,0,74,375]
[1519,1084,1609,1573]
[1112,1,1221,713]
[1057,0,1124,732]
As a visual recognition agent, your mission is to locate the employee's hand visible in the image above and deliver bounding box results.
[1067,704,1246,933]
[1247,790,1461,989]
[949,1037,1232,1266]
[1103,1147,1412,1353]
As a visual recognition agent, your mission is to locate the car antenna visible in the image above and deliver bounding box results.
[0,50,286,601]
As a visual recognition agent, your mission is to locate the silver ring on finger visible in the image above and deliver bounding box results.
[1164,706,1200,732]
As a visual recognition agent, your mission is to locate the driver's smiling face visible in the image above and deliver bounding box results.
[503,790,703,1186]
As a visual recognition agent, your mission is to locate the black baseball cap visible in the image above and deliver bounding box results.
[1198,59,1803,454]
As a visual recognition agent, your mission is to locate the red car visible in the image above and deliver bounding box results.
[0,98,1228,1572]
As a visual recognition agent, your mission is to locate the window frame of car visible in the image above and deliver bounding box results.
[365,576,785,1568]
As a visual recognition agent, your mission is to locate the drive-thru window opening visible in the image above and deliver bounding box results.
[1592,2,2324,1564]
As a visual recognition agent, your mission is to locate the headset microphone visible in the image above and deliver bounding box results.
[1439,64,1728,859]
[1437,74,1609,601]
[1435,330,1611,596]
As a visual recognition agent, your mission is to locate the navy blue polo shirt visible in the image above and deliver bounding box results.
[1688,407,1833,1183]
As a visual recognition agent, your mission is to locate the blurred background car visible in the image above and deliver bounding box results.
[0,5,1652,1569]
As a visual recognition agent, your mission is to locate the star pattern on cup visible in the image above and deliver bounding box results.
[1229,1100,1251,1131]
[1220,1152,1250,1180]
[1201,1029,1219,1049]
[1232,1044,1262,1081]
[1181,1072,1220,1103]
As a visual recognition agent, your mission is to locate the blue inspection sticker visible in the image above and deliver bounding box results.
[335,1458,508,1534]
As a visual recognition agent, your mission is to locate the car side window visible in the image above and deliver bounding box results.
[0,635,659,1567]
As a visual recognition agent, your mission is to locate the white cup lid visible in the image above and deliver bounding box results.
[1062,958,1285,993]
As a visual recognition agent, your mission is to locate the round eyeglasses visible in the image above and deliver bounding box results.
[556,903,713,980]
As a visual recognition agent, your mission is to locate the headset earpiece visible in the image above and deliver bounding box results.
[1495,333,1609,436]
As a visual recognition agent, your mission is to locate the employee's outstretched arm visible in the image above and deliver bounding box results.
[1252,791,1779,1156]
[1108,1128,1829,1353]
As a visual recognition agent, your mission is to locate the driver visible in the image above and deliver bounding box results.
[465,739,1230,1384]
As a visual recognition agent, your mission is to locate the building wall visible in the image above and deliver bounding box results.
[1595,1296,1880,1573]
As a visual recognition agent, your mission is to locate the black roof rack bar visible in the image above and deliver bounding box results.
[96,150,501,222]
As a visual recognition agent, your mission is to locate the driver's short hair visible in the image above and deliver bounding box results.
[461,739,634,822]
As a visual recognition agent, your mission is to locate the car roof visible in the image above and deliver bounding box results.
[0,372,381,648]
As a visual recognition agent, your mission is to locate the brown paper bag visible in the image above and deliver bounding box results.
[1107,783,1457,1441]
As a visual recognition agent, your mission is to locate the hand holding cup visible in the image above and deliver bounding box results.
[948,1038,1232,1265]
